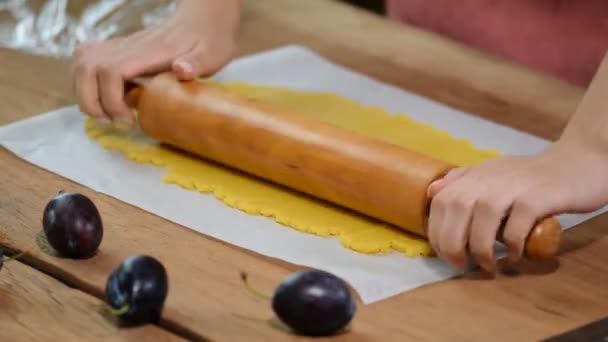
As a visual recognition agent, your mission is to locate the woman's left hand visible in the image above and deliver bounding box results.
[426,141,608,273]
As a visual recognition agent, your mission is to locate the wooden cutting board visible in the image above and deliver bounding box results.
[2,0,608,341]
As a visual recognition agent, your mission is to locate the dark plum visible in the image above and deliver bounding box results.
[105,255,168,325]
[272,270,356,336]
[42,191,103,258]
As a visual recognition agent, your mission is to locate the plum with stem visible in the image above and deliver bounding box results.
[105,255,168,325]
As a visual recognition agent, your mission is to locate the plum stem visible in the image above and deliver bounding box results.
[240,271,271,301]
[110,304,130,316]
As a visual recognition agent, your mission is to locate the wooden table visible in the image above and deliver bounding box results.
[2,0,608,340]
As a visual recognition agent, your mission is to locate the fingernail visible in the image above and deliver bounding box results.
[114,115,135,129]
[113,121,133,132]
[427,180,443,196]
[175,61,193,75]
[117,113,134,124]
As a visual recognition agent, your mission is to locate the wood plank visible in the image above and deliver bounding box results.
[3,153,608,342]
[0,258,183,341]
[0,148,342,342]
[1,0,607,341]
[542,316,608,342]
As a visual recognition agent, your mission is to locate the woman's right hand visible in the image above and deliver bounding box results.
[70,0,241,127]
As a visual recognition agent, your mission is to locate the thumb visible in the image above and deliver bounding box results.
[172,55,199,81]
[172,43,223,81]
[427,167,468,197]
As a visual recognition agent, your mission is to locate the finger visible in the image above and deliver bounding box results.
[172,42,228,80]
[428,167,469,197]
[116,45,178,80]
[98,65,133,124]
[71,40,101,65]
[70,65,78,98]
[427,193,448,257]
[100,30,182,82]
[437,192,474,271]
[70,42,101,96]
[73,62,109,125]
[172,43,208,80]
[173,59,196,80]
[93,42,178,122]
[468,195,510,273]
[502,195,542,262]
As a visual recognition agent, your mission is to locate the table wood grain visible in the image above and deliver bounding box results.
[0,258,182,341]
[1,0,607,341]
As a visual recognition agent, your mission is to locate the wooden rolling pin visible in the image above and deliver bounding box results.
[124,72,561,259]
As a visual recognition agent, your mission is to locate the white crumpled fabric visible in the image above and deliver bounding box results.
[0,0,176,57]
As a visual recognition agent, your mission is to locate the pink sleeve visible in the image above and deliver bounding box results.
[385,0,608,87]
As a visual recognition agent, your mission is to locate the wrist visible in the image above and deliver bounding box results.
[558,52,608,154]
[174,0,240,38]
[558,111,608,157]
[551,131,608,172]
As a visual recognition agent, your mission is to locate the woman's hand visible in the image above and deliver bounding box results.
[426,141,608,273]
[70,0,240,127]
[426,50,608,274]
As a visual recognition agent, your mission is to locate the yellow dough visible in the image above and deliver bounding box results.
[84,81,500,257]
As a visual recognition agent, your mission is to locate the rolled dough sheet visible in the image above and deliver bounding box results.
[85,81,500,257]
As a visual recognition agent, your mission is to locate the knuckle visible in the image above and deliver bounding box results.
[431,193,449,212]
[443,246,465,264]
[476,195,509,218]
[502,230,524,250]
[100,95,123,117]
[102,100,120,116]
[99,63,133,88]
[97,63,115,78]
[432,191,475,213]
[78,102,102,118]
[72,45,89,60]
[452,195,475,211]
[72,45,84,57]
[74,61,96,76]
[502,218,532,251]
[72,41,100,63]
[513,194,541,217]
[470,243,493,264]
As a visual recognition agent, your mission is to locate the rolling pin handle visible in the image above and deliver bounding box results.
[522,216,562,259]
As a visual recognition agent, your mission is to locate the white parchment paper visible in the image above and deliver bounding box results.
[1,45,604,304]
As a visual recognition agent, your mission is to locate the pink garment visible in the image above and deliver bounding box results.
[386,0,608,87]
